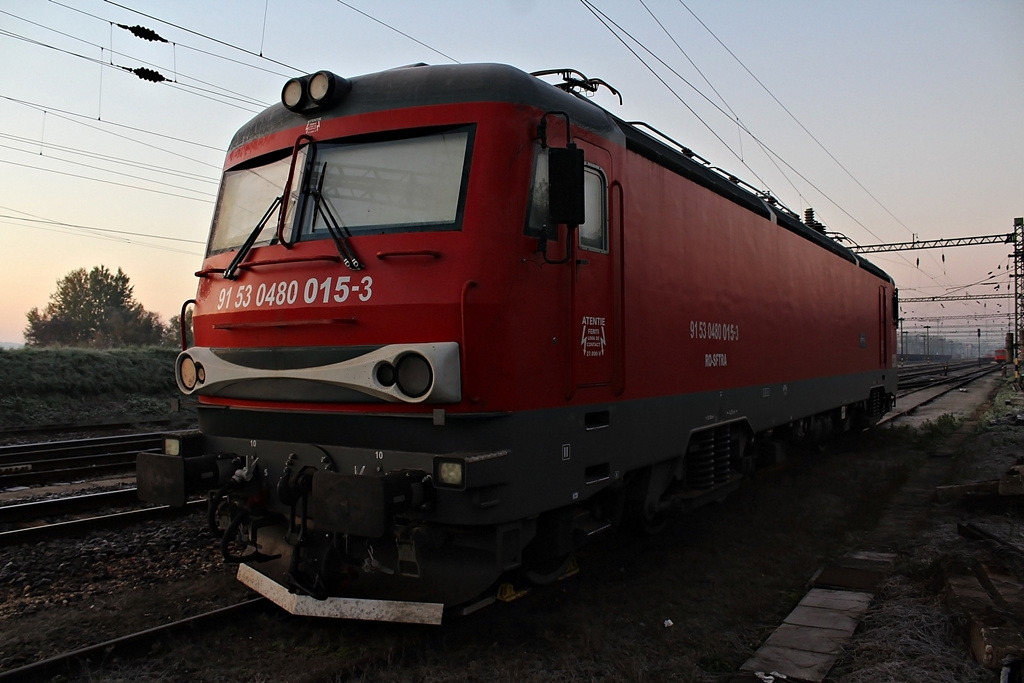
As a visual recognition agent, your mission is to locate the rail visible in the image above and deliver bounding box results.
[0,598,266,682]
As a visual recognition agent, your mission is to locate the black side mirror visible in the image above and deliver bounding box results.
[547,143,585,229]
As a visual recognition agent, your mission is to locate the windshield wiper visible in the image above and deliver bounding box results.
[222,195,282,280]
[310,162,363,271]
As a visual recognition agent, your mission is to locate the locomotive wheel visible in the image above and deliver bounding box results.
[524,553,574,585]
[626,499,669,535]
[639,509,668,535]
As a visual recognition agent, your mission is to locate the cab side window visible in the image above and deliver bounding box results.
[578,165,607,253]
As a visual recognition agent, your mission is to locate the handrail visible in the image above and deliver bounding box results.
[460,280,478,403]
[179,299,196,351]
[235,255,342,270]
[276,134,314,247]
[213,318,356,330]
[375,250,442,260]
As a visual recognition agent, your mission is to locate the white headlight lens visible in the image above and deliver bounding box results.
[282,78,305,109]
[179,356,197,390]
[164,436,181,456]
[438,461,464,487]
[309,71,332,102]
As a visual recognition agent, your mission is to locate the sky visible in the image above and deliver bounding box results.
[0,0,1021,353]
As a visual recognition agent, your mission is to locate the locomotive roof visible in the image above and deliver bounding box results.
[228,62,892,286]
[228,63,623,154]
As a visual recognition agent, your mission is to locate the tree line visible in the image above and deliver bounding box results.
[24,266,191,348]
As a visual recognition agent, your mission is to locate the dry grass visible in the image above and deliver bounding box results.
[830,576,990,683]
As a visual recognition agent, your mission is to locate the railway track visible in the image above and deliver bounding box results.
[0,495,204,547]
[0,488,139,523]
[0,433,165,489]
[896,359,996,390]
[883,362,999,425]
[0,598,267,682]
[0,417,180,440]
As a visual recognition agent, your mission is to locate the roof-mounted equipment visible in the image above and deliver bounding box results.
[531,68,622,105]
[282,71,352,112]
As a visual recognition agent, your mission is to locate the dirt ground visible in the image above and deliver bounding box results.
[1,375,1021,681]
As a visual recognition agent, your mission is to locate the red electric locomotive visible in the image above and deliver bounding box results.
[139,63,898,624]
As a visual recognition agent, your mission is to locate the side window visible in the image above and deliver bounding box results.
[578,165,607,253]
[524,146,551,238]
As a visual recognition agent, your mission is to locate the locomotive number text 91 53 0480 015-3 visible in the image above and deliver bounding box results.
[215,275,374,311]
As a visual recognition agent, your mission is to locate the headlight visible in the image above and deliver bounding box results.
[396,353,432,398]
[161,431,203,458]
[309,71,334,103]
[435,459,465,488]
[179,355,198,390]
[281,77,306,110]
[375,362,396,387]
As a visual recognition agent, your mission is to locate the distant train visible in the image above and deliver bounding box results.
[138,63,898,624]
[995,348,1008,363]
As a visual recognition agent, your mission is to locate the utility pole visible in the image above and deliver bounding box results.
[1015,217,1024,381]
[899,317,905,366]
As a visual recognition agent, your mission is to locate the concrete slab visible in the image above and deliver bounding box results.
[800,588,872,617]
[765,623,848,655]
[946,574,996,614]
[841,550,896,569]
[978,564,1024,613]
[811,564,884,592]
[740,644,836,681]
[783,605,859,634]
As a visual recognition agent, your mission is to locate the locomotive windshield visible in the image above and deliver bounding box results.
[207,150,305,256]
[206,127,472,257]
[299,127,472,238]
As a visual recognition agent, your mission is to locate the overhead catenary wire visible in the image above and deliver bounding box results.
[0,206,204,255]
[636,0,807,208]
[0,159,216,203]
[0,28,265,113]
[46,0,294,79]
[0,96,224,170]
[0,143,217,196]
[670,0,951,286]
[0,0,1003,337]
[0,209,205,246]
[333,0,460,64]
[0,133,219,185]
[100,0,305,73]
[578,0,775,198]
[584,0,956,299]
[582,0,895,249]
[675,0,918,242]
